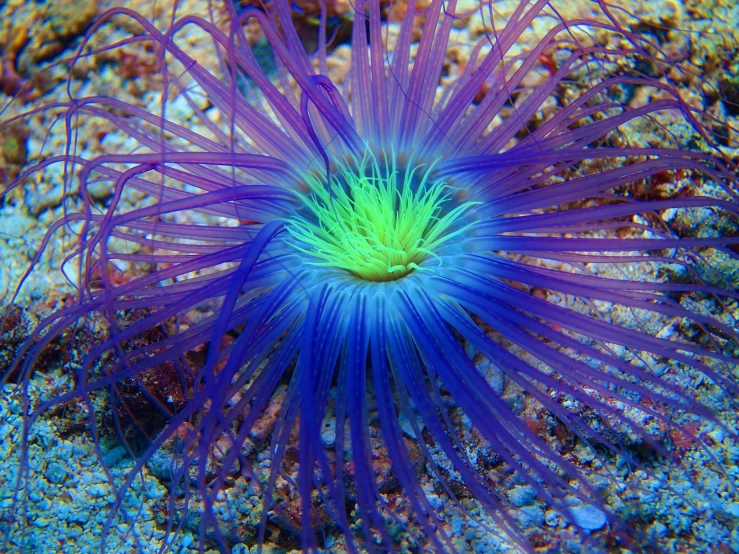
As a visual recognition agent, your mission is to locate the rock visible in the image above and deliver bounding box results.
[719,76,739,116]
[44,462,67,484]
[249,385,287,443]
[102,445,127,468]
[517,505,545,528]
[474,357,505,396]
[568,504,607,531]
[508,484,537,507]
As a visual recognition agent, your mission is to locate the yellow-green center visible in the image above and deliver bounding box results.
[285,151,476,282]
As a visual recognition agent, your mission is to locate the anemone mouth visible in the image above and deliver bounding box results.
[284,149,478,282]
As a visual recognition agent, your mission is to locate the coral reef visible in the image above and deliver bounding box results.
[0,0,738,553]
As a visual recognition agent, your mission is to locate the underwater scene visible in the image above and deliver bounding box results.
[1,0,739,552]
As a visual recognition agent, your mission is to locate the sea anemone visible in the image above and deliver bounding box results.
[1,0,738,552]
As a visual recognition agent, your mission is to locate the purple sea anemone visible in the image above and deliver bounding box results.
[1,0,738,552]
